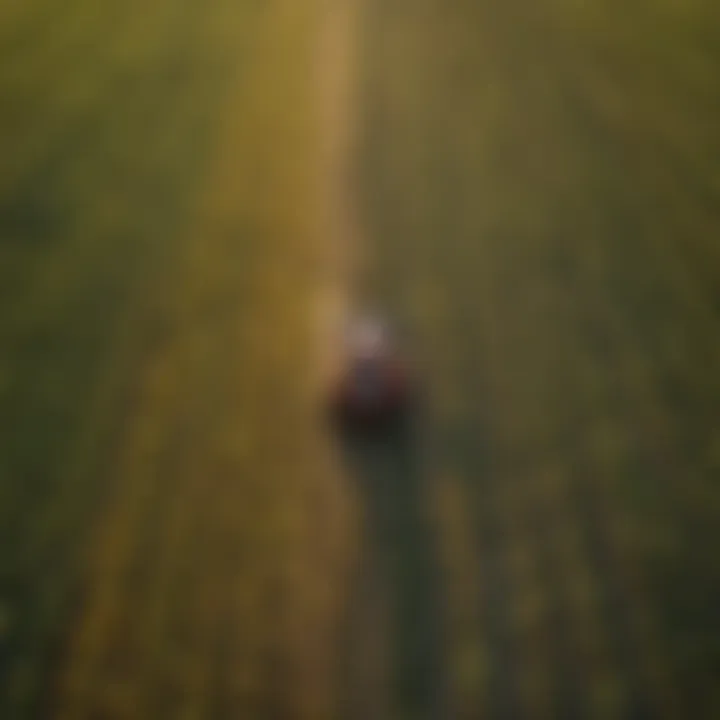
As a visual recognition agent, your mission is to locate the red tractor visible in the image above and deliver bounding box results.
[326,317,416,432]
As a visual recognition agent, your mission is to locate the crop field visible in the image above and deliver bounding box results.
[0,0,719,718]
[356,0,720,717]
[0,1,351,718]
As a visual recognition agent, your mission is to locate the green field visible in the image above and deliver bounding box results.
[1,0,719,718]
[356,1,720,717]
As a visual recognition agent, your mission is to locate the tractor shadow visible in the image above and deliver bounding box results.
[333,415,447,720]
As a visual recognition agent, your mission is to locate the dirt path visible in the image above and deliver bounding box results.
[316,2,452,719]
[314,1,395,718]
[313,0,364,380]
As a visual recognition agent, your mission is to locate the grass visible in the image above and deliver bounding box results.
[1,1,351,718]
[1,0,719,718]
[357,0,720,716]
[0,0,229,712]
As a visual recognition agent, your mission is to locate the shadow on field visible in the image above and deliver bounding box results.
[334,419,447,720]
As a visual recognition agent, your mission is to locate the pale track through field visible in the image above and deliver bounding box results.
[313,0,395,718]
[317,2,459,718]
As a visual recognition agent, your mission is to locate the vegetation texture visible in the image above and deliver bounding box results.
[0,0,719,718]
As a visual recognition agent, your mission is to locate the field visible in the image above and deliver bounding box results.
[1,0,719,718]
[355,1,720,718]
